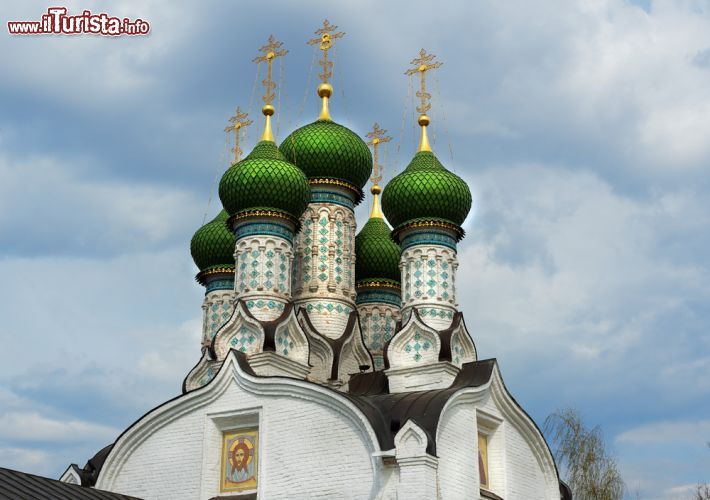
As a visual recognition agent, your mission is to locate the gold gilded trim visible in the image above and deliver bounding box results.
[309,177,359,193]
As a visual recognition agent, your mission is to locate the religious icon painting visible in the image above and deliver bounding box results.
[220,428,258,492]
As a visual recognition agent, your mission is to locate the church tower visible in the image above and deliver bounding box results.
[189,109,250,346]
[381,50,477,392]
[280,21,373,339]
[382,49,472,331]
[354,124,401,369]
[190,209,236,347]
[59,29,566,500]
[219,37,311,322]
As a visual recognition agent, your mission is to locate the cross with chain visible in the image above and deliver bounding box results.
[404,48,443,115]
[366,123,392,187]
[252,35,288,106]
[307,19,345,84]
[224,107,252,162]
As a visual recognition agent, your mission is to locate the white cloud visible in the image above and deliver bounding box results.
[616,419,710,445]
[0,0,709,495]
[456,163,709,368]
[0,0,193,108]
[0,412,119,443]
[0,447,52,471]
[0,152,204,256]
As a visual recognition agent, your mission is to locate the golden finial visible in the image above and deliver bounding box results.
[405,49,443,152]
[252,35,288,141]
[366,123,391,219]
[307,20,345,120]
[224,107,252,163]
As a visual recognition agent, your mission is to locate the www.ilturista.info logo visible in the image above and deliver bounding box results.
[8,7,150,36]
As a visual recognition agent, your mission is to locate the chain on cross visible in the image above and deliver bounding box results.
[307,19,345,84]
[225,107,252,162]
[404,48,443,115]
[252,35,288,106]
[366,123,392,187]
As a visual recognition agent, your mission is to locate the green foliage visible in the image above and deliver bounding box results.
[544,408,625,500]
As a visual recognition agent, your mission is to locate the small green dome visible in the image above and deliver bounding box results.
[355,217,401,285]
[279,120,373,191]
[219,141,310,220]
[381,151,472,229]
[190,210,235,272]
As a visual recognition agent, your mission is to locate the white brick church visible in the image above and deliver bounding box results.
[56,25,571,500]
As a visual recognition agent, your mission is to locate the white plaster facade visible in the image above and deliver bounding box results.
[95,351,561,500]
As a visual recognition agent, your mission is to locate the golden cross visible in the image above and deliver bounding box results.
[404,48,443,115]
[224,107,252,162]
[307,19,345,84]
[366,123,391,187]
[252,35,288,105]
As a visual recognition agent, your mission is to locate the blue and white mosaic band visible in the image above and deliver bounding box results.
[400,229,457,251]
[234,220,295,244]
[205,278,235,293]
[355,289,401,307]
[310,188,356,210]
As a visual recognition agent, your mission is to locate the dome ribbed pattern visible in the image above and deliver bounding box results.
[219,141,310,219]
[279,120,373,190]
[354,217,401,285]
[190,210,235,272]
[381,151,472,229]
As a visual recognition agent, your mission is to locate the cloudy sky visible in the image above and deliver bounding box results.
[1,0,709,497]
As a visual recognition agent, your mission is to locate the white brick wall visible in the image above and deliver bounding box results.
[102,354,560,500]
[99,356,379,500]
[437,403,478,499]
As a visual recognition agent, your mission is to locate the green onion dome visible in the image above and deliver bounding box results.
[218,140,310,220]
[279,120,373,196]
[355,216,401,286]
[381,151,472,230]
[190,210,235,274]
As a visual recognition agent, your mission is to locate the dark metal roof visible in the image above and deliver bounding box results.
[560,480,573,500]
[80,444,113,487]
[0,467,141,499]
[345,359,497,455]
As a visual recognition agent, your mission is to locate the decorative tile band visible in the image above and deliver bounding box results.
[310,189,356,210]
[401,229,457,251]
[206,279,235,293]
[416,306,455,320]
[245,299,286,312]
[234,221,294,244]
[303,301,352,315]
[356,289,401,307]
